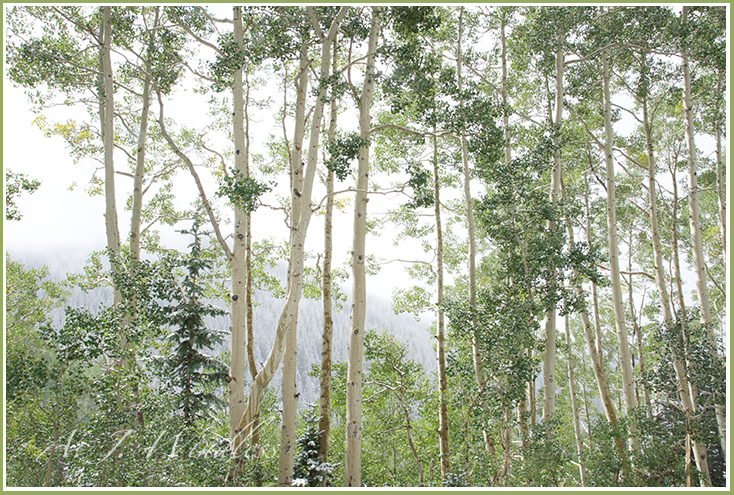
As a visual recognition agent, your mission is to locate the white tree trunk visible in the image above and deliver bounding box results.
[433,135,450,479]
[237,11,348,477]
[129,12,153,264]
[345,8,380,486]
[101,7,120,261]
[229,6,249,449]
[602,46,637,451]
[542,35,563,423]
[681,7,725,464]
[244,69,257,385]
[457,6,485,393]
[276,39,310,486]
[584,174,605,366]
[565,312,587,487]
[714,74,726,261]
[318,37,339,467]
[235,43,308,455]
[682,12,713,330]
[569,178,628,464]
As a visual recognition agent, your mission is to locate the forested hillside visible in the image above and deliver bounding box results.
[4,5,727,487]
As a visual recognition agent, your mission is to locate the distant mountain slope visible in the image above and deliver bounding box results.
[10,249,435,407]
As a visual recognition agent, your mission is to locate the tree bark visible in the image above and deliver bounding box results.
[235,43,309,457]
[276,39,311,486]
[244,69,257,386]
[432,134,450,479]
[567,177,628,466]
[681,6,725,465]
[345,8,379,486]
[129,9,155,264]
[641,88,713,482]
[229,5,249,449]
[714,73,726,261]
[601,43,637,452]
[274,10,348,484]
[565,312,587,487]
[457,6,485,394]
[101,6,121,263]
[668,159,687,318]
[457,7,495,458]
[542,31,563,424]
[317,36,339,467]
[585,171,605,365]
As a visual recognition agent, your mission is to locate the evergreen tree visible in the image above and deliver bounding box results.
[157,215,227,444]
[291,411,335,487]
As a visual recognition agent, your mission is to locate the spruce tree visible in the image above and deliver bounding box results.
[291,412,334,487]
[158,215,227,444]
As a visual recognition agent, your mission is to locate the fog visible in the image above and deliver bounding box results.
[8,247,437,408]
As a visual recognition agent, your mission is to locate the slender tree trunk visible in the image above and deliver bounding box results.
[237,11,347,464]
[566,177,627,466]
[100,8,124,379]
[714,74,727,260]
[714,73,726,261]
[126,8,159,431]
[667,159,687,318]
[682,8,713,330]
[602,44,637,452]
[129,13,154,264]
[580,351,593,450]
[236,43,310,457]
[565,312,587,487]
[101,7,120,263]
[542,32,563,423]
[529,373,536,428]
[345,8,379,486]
[510,221,536,448]
[681,7,725,466]
[625,269,653,421]
[277,38,313,485]
[244,77,259,471]
[318,37,339,467]
[432,134,450,479]
[244,69,257,387]
[229,6,249,449]
[457,5,486,400]
[279,299,299,486]
[642,91,712,482]
[499,401,512,484]
[585,171,605,364]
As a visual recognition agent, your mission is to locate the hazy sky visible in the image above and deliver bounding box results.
[2,5,723,318]
[2,56,424,297]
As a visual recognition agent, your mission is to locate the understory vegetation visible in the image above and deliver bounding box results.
[4,5,727,487]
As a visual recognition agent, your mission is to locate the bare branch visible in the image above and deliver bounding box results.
[155,85,232,259]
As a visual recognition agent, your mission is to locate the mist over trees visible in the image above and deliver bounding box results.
[4,5,727,487]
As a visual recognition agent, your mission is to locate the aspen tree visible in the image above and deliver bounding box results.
[99,7,123,329]
[317,36,340,467]
[229,5,249,448]
[601,33,638,452]
[129,8,157,265]
[564,312,587,487]
[234,9,348,474]
[432,134,450,478]
[542,27,563,424]
[635,50,712,483]
[457,5,494,457]
[345,7,380,486]
[565,179,628,467]
[680,7,726,457]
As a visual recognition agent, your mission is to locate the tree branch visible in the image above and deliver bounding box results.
[155,85,232,259]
